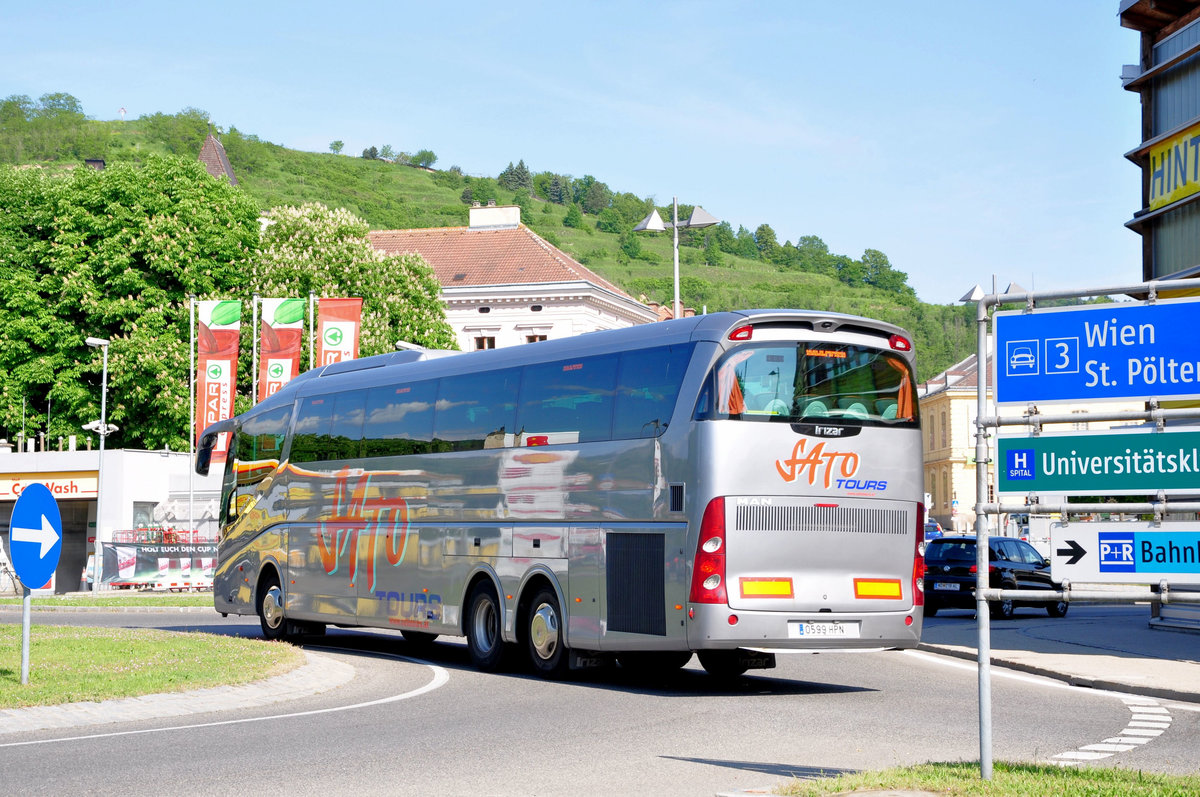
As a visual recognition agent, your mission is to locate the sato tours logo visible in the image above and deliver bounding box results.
[1006,449,1036,480]
[775,438,887,492]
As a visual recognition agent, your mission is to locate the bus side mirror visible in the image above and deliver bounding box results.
[196,432,218,476]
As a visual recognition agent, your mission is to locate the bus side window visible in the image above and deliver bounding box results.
[229,404,293,513]
[362,382,437,457]
[434,369,520,451]
[329,390,368,460]
[518,354,618,444]
[290,397,336,464]
[613,344,694,438]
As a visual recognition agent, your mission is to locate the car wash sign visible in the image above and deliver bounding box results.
[994,297,1200,405]
[998,428,1200,496]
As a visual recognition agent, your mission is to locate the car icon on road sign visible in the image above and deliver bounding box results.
[1006,340,1039,377]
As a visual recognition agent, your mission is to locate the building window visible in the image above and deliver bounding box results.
[525,334,547,343]
[942,468,950,510]
[474,336,496,350]
[940,411,948,449]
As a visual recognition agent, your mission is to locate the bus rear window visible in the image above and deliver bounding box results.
[698,342,918,427]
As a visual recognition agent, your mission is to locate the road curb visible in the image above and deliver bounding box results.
[0,649,355,736]
[0,604,215,613]
[917,642,1200,704]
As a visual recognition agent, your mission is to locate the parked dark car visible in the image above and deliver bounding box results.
[924,535,1067,619]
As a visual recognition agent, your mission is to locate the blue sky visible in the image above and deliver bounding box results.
[2,1,1143,304]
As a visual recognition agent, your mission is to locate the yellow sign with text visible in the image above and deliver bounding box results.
[1149,122,1200,210]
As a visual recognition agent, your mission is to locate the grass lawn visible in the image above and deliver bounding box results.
[0,624,302,708]
[777,761,1199,796]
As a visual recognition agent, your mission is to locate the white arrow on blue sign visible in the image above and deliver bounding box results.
[9,482,63,589]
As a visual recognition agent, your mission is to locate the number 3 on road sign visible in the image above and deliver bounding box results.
[1045,337,1079,375]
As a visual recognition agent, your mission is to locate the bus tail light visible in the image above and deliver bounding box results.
[912,502,925,607]
[689,497,728,604]
[889,334,912,352]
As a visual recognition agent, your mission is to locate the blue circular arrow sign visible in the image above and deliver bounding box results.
[9,482,63,589]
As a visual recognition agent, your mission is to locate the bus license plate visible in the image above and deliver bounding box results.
[790,621,860,639]
[933,582,959,591]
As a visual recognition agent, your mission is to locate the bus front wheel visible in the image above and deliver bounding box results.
[466,582,507,672]
[257,573,287,642]
[526,586,568,679]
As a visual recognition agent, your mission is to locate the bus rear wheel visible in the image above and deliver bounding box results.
[466,581,507,672]
[526,586,568,679]
[257,573,287,642]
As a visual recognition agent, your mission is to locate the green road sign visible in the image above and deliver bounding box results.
[998,428,1200,495]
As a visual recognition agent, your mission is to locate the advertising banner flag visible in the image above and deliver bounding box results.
[258,298,305,398]
[316,297,363,365]
[195,299,242,462]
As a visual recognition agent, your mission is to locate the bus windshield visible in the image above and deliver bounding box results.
[700,341,917,426]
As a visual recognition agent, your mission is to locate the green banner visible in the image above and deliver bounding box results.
[997,430,1200,495]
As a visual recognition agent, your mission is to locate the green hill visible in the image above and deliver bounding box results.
[0,98,977,380]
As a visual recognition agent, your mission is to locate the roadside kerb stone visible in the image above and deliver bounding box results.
[0,650,354,735]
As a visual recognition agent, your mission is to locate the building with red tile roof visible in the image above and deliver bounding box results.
[369,203,658,350]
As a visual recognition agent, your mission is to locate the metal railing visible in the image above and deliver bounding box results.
[967,276,1200,780]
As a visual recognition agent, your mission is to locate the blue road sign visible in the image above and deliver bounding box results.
[994,297,1200,404]
[9,482,63,589]
[1050,522,1200,584]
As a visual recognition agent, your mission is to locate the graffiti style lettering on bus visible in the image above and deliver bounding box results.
[317,472,414,592]
[374,590,444,628]
[776,438,860,488]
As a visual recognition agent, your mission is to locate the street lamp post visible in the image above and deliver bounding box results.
[84,336,113,594]
[634,196,720,319]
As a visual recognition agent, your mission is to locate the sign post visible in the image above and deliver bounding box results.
[9,482,63,685]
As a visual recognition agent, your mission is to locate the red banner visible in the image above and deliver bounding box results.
[258,298,304,398]
[196,299,242,462]
[316,297,363,365]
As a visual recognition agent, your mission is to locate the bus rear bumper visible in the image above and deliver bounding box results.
[685,604,923,650]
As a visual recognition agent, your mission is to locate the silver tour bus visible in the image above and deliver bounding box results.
[196,309,926,678]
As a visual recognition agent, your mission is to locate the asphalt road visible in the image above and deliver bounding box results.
[0,607,1197,796]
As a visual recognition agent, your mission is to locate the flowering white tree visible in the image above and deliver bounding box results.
[255,203,456,356]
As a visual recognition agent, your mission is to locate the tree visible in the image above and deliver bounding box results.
[547,175,569,204]
[412,149,437,168]
[329,140,344,154]
[0,156,261,450]
[0,91,106,164]
[704,237,724,267]
[380,144,395,161]
[255,203,456,355]
[563,203,584,228]
[596,207,625,234]
[139,108,210,155]
[734,225,759,259]
[499,160,533,192]
[754,223,779,259]
[361,146,379,160]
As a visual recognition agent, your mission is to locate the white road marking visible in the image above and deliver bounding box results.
[902,650,1175,765]
[0,648,448,749]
